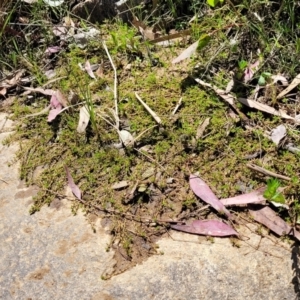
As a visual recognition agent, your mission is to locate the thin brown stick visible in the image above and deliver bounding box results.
[246,163,291,181]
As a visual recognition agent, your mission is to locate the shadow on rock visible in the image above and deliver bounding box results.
[291,242,300,298]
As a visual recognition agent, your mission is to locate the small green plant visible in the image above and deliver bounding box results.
[207,0,224,8]
[258,72,272,86]
[263,178,285,204]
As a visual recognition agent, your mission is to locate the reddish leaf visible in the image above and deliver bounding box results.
[55,90,68,107]
[45,46,62,55]
[171,220,237,237]
[47,94,63,122]
[190,174,232,218]
[220,187,266,206]
[244,60,260,83]
[249,206,300,241]
[48,108,62,122]
[65,166,81,200]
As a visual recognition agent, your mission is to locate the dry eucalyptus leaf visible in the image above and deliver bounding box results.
[84,60,96,79]
[171,220,237,237]
[172,40,199,64]
[0,70,24,89]
[0,87,7,96]
[196,118,210,139]
[65,166,81,200]
[138,183,147,192]
[48,94,63,122]
[270,75,288,86]
[238,98,295,121]
[225,79,234,93]
[277,73,300,99]
[249,206,300,241]
[270,124,286,146]
[142,167,155,180]
[138,26,157,41]
[55,90,68,107]
[119,130,134,146]
[190,174,232,219]
[220,187,266,206]
[77,106,90,133]
[244,60,260,83]
[111,181,129,190]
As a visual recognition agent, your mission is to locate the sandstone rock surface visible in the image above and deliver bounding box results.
[0,113,299,299]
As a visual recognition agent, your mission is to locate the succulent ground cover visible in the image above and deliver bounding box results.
[1,0,300,277]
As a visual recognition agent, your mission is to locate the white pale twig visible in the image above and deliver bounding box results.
[97,112,116,129]
[135,92,162,124]
[134,147,165,170]
[102,41,119,129]
[131,125,158,146]
[172,97,183,115]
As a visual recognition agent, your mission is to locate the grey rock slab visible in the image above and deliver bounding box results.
[0,114,114,299]
[104,230,299,300]
[0,113,299,299]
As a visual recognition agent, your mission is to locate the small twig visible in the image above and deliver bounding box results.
[42,76,67,88]
[150,29,191,44]
[172,97,183,115]
[131,125,158,145]
[42,188,182,224]
[22,105,51,118]
[103,41,119,129]
[247,163,291,181]
[134,147,166,171]
[0,178,9,184]
[135,92,162,124]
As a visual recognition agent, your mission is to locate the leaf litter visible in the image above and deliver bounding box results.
[5,1,300,278]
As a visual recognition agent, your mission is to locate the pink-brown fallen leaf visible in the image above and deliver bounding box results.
[84,60,96,79]
[171,220,237,237]
[65,166,81,200]
[277,74,300,99]
[190,174,232,218]
[55,90,68,107]
[220,187,266,206]
[47,94,63,122]
[244,60,260,83]
[44,46,62,55]
[0,87,7,96]
[249,206,300,241]
[53,26,68,37]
